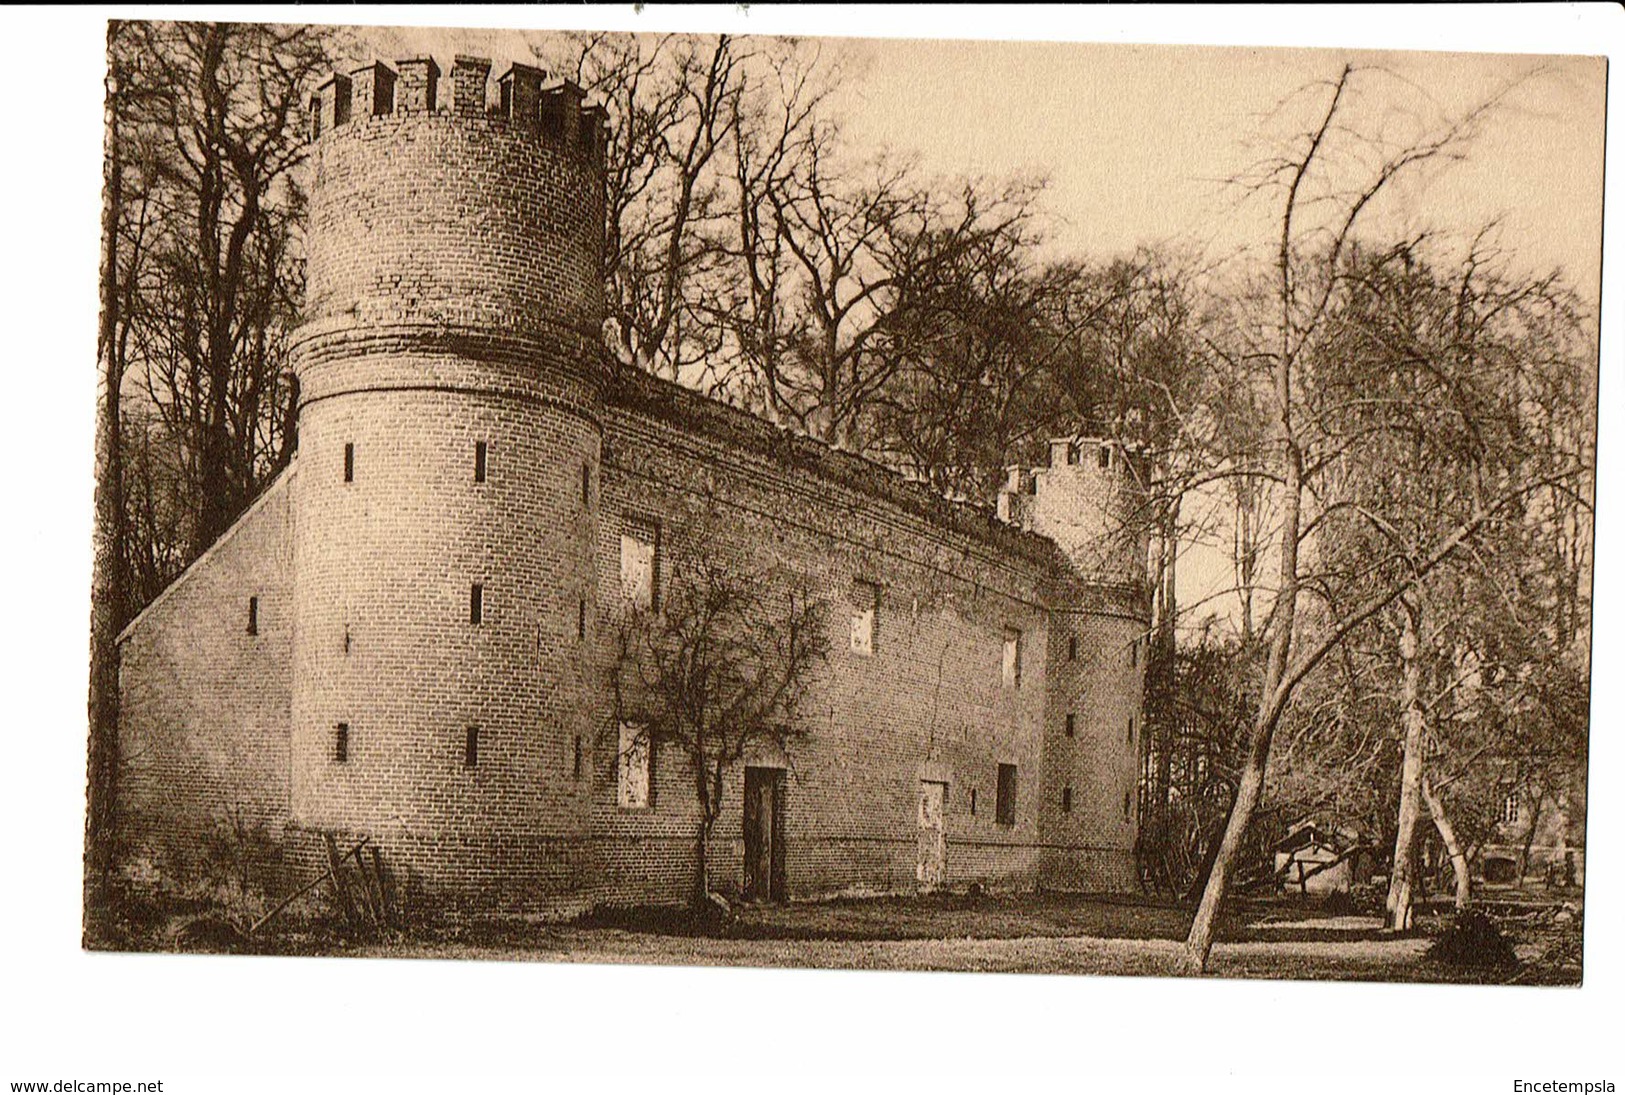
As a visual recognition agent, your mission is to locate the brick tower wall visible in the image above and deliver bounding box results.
[287,58,611,912]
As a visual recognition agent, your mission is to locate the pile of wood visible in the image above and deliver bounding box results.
[248,834,394,936]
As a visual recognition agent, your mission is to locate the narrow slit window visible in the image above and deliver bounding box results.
[1098,443,1112,470]
[1131,640,1138,668]
[247,596,259,636]
[334,723,350,763]
[343,442,355,483]
[970,788,977,816]
[1123,790,1132,819]
[577,597,587,640]
[1065,712,1076,738]
[1062,786,1073,813]
[1127,716,1135,745]
[581,463,592,507]
[470,583,484,625]
[572,734,583,779]
[464,726,480,769]
[1068,635,1078,661]
[474,440,487,483]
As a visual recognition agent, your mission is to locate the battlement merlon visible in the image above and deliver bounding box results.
[307,56,609,171]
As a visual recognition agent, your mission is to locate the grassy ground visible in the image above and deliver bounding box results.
[327,891,1578,983]
[92,882,1580,984]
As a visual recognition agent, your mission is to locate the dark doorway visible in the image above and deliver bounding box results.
[743,766,786,902]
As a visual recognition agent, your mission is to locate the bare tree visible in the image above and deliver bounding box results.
[118,21,323,559]
[88,22,138,887]
[608,546,830,908]
[1180,63,1588,971]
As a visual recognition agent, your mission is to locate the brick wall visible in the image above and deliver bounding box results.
[583,383,1141,905]
[116,472,295,888]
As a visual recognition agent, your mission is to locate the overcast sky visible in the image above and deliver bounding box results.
[360,24,1606,301]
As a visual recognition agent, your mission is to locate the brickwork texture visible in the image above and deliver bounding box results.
[115,56,1150,916]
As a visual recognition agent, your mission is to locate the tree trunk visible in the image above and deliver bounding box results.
[1184,216,1306,970]
[1517,789,1545,884]
[692,813,714,908]
[1387,598,1425,931]
[1422,774,1470,910]
[87,33,127,891]
[1150,494,1179,822]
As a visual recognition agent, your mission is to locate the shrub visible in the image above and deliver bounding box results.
[1320,889,1357,916]
[1426,908,1519,969]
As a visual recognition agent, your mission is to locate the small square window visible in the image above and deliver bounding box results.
[618,722,652,808]
[1066,443,1080,465]
[1065,712,1076,738]
[247,596,259,636]
[334,723,350,763]
[343,442,355,483]
[474,440,487,483]
[464,726,480,769]
[1068,635,1078,661]
[851,580,879,656]
[1062,786,1073,813]
[1002,629,1022,688]
[996,763,1017,825]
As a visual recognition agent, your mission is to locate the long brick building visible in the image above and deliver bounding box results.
[114,56,1151,916]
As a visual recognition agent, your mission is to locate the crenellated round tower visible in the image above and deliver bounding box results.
[288,56,609,911]
[997,436,1152,592]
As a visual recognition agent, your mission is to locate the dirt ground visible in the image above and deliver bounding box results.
[271,891,1579,983]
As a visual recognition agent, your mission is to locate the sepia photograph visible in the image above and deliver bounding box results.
[4,4,1621,1092]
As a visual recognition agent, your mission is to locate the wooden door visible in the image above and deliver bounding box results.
[917,780,947,890]
[743,767,784,902]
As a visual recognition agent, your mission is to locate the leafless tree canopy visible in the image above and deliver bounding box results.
[609,543,831,904]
